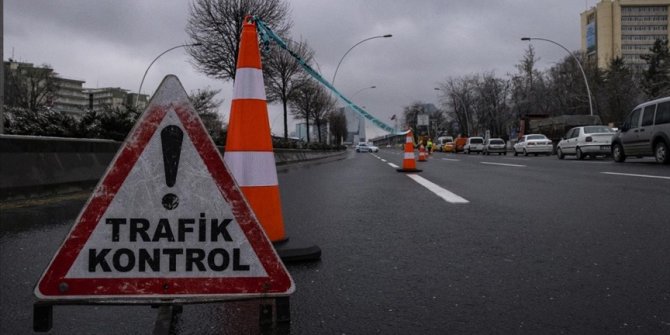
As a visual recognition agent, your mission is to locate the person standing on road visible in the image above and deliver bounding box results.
[427,139,433,155]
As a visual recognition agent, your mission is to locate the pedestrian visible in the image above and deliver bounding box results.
[427,139,433,155]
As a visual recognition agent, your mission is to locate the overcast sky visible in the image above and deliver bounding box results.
[4,0,597,139]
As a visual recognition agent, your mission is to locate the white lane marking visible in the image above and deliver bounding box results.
[442,158,460,162]
[481,162,526,167]
[381,159,387,162]
[601,172,670,180]
[406,174,469,204]
[388,163,399,168]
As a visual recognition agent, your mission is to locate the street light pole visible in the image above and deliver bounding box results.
[521,37,594,116]
[331,34,392,86]
[136,43,201,107]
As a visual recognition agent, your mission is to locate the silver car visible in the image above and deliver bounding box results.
[557,126,614,160]
[612,97,670,164]
[483,138,507,155]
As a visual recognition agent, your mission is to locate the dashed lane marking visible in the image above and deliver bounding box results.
[372,152,469,204]
[406,174,469,204]
[601,172,670,180]
[481,162,526,167]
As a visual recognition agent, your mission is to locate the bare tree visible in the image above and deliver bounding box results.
[327,109,347,145]
[290,79,334,143]
[510,45,549,117]
[264,38,314,139]
[189,87,226,144]
[4,62,59,112]
[186,0,292,81]
[473,72,512,139]
[436,77,476,136]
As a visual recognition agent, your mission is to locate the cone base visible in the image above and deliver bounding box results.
[396,168,422,173]
[273,238,322,263]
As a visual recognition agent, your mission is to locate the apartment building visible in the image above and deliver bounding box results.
[4,60,148,117]
[581,0,670,70]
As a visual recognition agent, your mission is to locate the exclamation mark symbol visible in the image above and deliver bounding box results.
[161,125,183,210]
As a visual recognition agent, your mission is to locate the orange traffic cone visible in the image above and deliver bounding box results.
[224,17,320,261]
[397,130,422,172]
[418,145,427,162]
[224,17,285,242]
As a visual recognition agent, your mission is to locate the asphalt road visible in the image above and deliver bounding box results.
[2,149,669,334]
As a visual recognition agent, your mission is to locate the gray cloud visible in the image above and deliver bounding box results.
[5,0,592,138]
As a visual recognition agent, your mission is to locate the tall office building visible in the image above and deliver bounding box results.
[581,0,670,70]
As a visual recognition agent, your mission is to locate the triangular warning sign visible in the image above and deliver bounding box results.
[35,75,294,302]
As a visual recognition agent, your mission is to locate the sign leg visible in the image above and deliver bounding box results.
[33,303,53,332]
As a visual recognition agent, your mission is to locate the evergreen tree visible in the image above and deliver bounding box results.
[641,38,670,99]
[603,57,641,123]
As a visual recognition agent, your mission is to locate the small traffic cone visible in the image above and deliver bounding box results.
[397,130,422,172]
[224,16,320,262]
[418,145,427,162]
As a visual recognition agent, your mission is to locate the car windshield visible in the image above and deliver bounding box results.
[527,135,547,140]
[583,126,613,134]
[470,138,483,144]
[490,139,504,145]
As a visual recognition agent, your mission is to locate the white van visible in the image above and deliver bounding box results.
[612,97,670,164]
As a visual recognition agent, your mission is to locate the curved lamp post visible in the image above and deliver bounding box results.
[331,34,392,86]
[137,43,201,107]
[521,37,593,116]
[351,85,376,98]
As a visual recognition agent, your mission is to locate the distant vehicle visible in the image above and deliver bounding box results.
[463,137,484,154]
[442,141,455,153]
[355,142,371,153]
[514,134,553,156]
[454,137,468,152]
[435,136,454,152]
[368,144,379,153]
[556,125,614,160]
[612,96,670,164]
[483,138,507,155]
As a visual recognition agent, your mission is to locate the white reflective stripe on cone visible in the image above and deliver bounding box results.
[406,136,413,143]
[233,68,267,100]
[224,151,278,187]
[404,152,415,159]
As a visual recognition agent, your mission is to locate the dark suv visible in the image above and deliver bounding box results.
[612,97,670,164]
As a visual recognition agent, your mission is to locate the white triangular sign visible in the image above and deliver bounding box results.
[35,75,294,302]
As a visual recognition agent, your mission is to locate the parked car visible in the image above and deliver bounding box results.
[556,125,614,160]
[513,134,553,156]
[355,142,371,153]
[612,97,670,164]
[434,136,454,152]
[454,136,468,152]
[442,141,455,153]
[463,137,484,154]
[483,138,507,155]
[368,144,379,153]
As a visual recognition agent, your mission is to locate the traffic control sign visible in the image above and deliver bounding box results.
[34,75,294,302]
